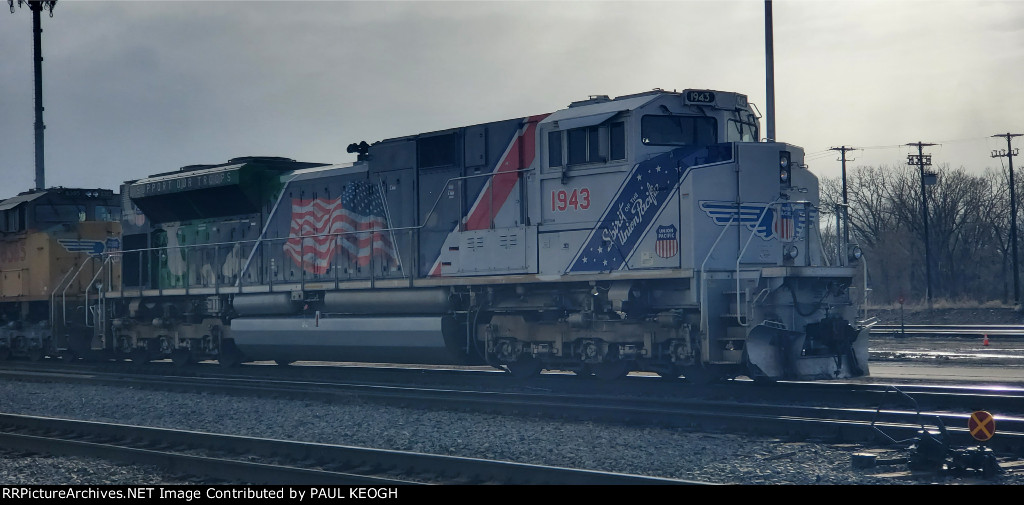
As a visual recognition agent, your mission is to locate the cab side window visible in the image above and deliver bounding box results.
[548,130,562,167]
[609,122,625,161]
[547,120,627,169]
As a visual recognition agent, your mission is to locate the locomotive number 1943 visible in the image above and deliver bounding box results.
[551,188,591,212]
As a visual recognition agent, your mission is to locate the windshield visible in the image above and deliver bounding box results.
[641,115,717,146]
[727,119,758,142]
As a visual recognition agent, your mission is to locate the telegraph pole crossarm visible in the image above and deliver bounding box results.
[992,133,1023,306]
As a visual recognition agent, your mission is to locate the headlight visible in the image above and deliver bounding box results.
[785,245,799,260]
[779,151,792,187]
[848,245,863,262]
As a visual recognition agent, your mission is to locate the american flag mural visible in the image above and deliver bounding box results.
[283,182,397,275]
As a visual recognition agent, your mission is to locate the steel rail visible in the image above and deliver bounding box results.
[0,412,703,485]
[872,324,1024,336]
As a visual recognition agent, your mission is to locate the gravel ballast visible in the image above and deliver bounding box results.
[0,378,1018,485]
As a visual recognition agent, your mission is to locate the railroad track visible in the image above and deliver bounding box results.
[3,364,1024,455]
[5,360,1024,414]
[0,412,697,485]
[871,324,1024,336]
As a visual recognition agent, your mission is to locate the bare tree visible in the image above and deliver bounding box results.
[821,164,1008,305]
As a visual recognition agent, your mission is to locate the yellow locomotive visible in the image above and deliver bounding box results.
[0,188,120,360]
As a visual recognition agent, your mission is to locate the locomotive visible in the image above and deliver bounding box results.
[0,187,121,360]
[32,88,870,381]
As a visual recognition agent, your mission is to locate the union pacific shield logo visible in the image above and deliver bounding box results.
[775,203,795,242]
[655,225,677,258]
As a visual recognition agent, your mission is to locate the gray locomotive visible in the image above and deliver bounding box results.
[75,88,868,381]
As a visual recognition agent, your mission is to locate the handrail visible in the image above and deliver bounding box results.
[49,264,79,328]
[418,168,532,229]
[698,214,736,348]
[115,167,537,291]
[60,259,95,323]
[236,173,299,286]
[811,203,830,267]
[83,255,112,328]
[376,178,405,276]
[734,196,781,327]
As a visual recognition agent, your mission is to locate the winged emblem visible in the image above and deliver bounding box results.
[698,201,815,242]
[57,239,106,256]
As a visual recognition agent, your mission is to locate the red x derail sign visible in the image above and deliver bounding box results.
[969,410,996,442]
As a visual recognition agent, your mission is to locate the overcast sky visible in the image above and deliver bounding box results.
[1,0,1022,196]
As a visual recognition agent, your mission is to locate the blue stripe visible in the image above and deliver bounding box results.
[567,144,732,273]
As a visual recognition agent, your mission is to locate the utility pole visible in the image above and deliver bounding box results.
[764,0,775,142]
[907,142,937,309]
[830,146,855,257]
[992,133,1022,305]
[8,0,57,191]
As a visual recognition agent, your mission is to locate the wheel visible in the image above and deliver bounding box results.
[682,365,720,385]
[26,347,44,362]
[505,356,542,378]
[572,364,594,378]
[218,353,241,368]
[171,349,192,368]
[130,348,150,367]
[59,350,77,363]
[656,366,682,380]
[218,341,243,368]
[274,359,294,366]
[0,347,10,361]
[592,361,631,381]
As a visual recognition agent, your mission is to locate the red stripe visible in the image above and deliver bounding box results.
[463,114,549,231]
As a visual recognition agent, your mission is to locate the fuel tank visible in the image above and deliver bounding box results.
[229,314,476,365]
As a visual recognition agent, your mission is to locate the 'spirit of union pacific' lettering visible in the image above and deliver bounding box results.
[602,182,659,245]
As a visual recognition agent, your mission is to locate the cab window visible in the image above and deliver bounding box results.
[96,205,122,222]
[727,119,758,143]
[35,204,86,224]
[641,115,716,146]
[567,126,599,165]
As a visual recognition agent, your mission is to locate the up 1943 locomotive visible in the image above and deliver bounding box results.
[34,88,869,381]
